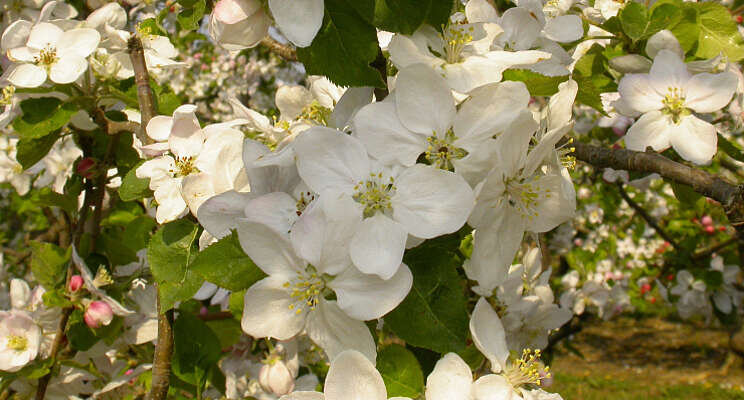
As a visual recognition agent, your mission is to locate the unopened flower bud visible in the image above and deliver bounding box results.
[701,215,713,226]
[84,301,113,328]
[258,359,295,395]
[76,158,97,179]
[68,275,84,293]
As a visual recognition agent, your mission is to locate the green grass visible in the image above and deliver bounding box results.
[547,373,744,400]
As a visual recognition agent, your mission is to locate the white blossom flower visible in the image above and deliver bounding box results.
[293,126,474,279]
[280,350,412,400]
[670,270,711,320]
[618,49,738,164]
[209,0,270,51]
[2,19,100,87]
[0,310,41,372]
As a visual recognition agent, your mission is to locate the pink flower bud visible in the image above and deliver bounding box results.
[701,215,713,226]
[704,225,715,234]
[76,158,97,179]
[68,275,84,293]
[258,360,295,395]
[84,301,113,329]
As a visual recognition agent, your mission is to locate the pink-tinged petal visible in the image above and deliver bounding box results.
[269,0,324,47]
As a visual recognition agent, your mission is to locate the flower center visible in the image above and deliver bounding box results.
[504,349,549,388]
[171,156,199,177]
[295,191,315,216]
[6,334,28,352]
[353,172,396,218]
[425,129,468,170]
[442,24,474,64]
[283,268,325,315]
[505,176,552,221]
[661,87,690,124]
[300,100,332,126]
[34,45,59,69]
[12,161,23,175]
[556,138,576,170]
[0,85,15,106]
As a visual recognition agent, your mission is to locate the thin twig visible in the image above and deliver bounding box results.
[692,237,737,260]
[615,182,680,248]
[128,36,156,145]
[130,34,175,400]
[260,37,297,61]
[34,307,73,400]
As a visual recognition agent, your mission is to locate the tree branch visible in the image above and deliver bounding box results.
[261,37,297,61]
[128,36,156,145]
[129,34,174,400]
[615,182,679,248]
[572,142,744,241]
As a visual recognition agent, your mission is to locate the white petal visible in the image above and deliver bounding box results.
[388,29,441,69]
[241,277,305,340]
[329,87,374,130]
[27,22,63,50]
[291,192,361,276]
[713,292,732,314]
[645,29,683,59]
[350,213,407,280]
[617,74,664,114]
[180,172,215,216]
[470,298,509,373]
[442,56,511,94]
[624,111,673,152]
[392,164,474,239]
[395,64,456,136]
[1,20,32,51]
[330,263,412,320]
[168,104,204,158]
[684,71,738,113]
[649,49,690,94]
[294,127,370,194]
[9,279,30,310]
[453,80,530,141]
[244,192,299,236]
[497,7,541,50]
[6,63,47,88]
[57,28,100,58]
[425,353,473,400]
[306,300,377,363]
[543,15,583,42]
[236,219,305,276]
[466,0,498,22]
[49,55,88,84]
[468,213,525,293]
[280,393,325,400]
[669,115,717,165]
[352,100,427,167]
[524,174,576,233]
[146,116,173,142]
[269,0,324,47]
[243,138,300,195]
[325,350,387,400]
[471,374,516,400]
[153,181,187,223]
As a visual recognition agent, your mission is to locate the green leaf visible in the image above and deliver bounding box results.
[671,182,702,206]
[502,69,569,97]
[297,0,385,87]
[177,0,206,31]
[29,241,70,290]
[205,318,243,349]
[33,187,77,215]
[425,0,455,29]
[572,44,617,113]
[645,4,682,40]
[172,313,221,391]
[619,2,648,41]
[373,0,429,34]
[695,2,744,61]
[67,310,99,351]
[102,215,156,266]
[190,232,267,292]
[385,231,470,353]
[148,220,203,312]
[377,344,425,398]
[16,131,61,169]
[12,98,78,139]
[718,133,744,162]
[118,160,153,202]
[138,18,166,36]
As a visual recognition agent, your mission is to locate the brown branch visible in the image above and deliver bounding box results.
[34,307,73,400]
[129,33,175,400]
[148,298,174,400]
[260,37,297,61]
[572,142,744,238]
[692,237,737,260]
[128,36,156,145]
[372,48,389,101]
[615,182,680,248]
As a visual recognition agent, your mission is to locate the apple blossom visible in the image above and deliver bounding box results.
[0,310,41,372]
